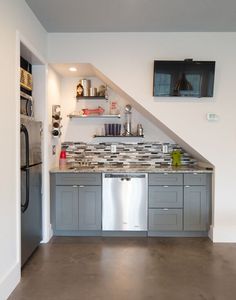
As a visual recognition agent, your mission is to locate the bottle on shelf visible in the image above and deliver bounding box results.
[76,83,83,97]
[137,124,144,136]
[110,101,119,115]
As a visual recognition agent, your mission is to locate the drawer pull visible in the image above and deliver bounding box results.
[193,173,198,175]
[163,208,169,211]
[79,185,85,188]
[72,185,78,188]
[163,185,169,188]
[164,173,168,175]
[185,185,190,188]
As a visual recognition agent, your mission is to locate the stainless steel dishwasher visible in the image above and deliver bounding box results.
[102,173,148,231]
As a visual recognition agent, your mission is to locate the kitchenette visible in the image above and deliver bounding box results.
[47,72,213,239]
[50,141,212,238]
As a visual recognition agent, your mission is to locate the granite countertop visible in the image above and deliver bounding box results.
[50,165,213,174]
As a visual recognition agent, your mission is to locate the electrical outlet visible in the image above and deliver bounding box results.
[162,144,169,154]
[111,144,117,153]
[52,145,56,155]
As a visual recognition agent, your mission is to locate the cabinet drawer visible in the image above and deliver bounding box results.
[184,173,206,186]
[149,186,183,208]
[149,209,183,231]
[55,173,102,186]
[149,173,183,185]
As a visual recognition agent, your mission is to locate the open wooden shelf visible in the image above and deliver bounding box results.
[68,114,121,119]
[76,96,107,100]
[93,135,144,138]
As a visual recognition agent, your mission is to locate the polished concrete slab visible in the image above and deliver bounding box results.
[8,237,236,300]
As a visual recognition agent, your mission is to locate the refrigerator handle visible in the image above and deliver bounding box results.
[21,124,30,213]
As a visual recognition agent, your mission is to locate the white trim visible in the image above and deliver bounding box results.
[41,65,51,243]
[16,29,49,267]
[0,263,20,300]
[19,33,47,65]
[15,32,21,269]
[211,225,236,243]
[208,225,213,241]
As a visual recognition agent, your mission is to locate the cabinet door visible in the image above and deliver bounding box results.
[55,186,79,231]
[79,186,102,230]
[149,209,183,231]
[184,186,207,231]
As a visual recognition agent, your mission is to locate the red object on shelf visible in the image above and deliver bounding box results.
[82,106,105,116]
[60,150,66,159]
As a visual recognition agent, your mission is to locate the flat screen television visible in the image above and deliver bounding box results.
[153,60,215,97]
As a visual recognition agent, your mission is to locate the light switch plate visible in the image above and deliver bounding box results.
[207,113,219,121]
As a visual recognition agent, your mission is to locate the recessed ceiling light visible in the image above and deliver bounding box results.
[69,67,77,72]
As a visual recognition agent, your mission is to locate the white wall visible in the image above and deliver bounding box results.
[0,1,47,299]
[59,76,174,144]
[48,67,62,167]
[48,32,236,242]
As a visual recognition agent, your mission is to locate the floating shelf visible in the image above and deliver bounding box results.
[76,96,107,100]
[93,135,144,138]
[68,114,121,119]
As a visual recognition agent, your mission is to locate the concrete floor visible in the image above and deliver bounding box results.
[8,237,236,300]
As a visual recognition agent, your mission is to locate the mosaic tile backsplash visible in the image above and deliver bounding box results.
[62,142,197,167]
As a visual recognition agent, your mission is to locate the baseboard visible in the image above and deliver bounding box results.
[0,263,20,300]
[41,223,53,243]
[102,231,147,237]
[54,230,102,236]
[211,225,236,242]
[148,231,208,237]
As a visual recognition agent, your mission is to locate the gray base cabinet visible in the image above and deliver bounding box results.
[56,186,79,231]
[184,186,207,231]
[149,208,183,231]
[79,186,101,230]
[51,171,211,237]
[51,173,102,235]
[148,172,211,236]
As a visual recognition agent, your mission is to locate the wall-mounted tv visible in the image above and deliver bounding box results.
[153,59,215,97]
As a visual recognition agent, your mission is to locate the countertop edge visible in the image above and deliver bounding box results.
[50,167,213,174]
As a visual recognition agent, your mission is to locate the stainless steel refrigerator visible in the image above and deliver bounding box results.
[20,118,42,266]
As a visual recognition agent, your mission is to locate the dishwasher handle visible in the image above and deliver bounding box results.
[121,177,131,181]
[104,173,146,179]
